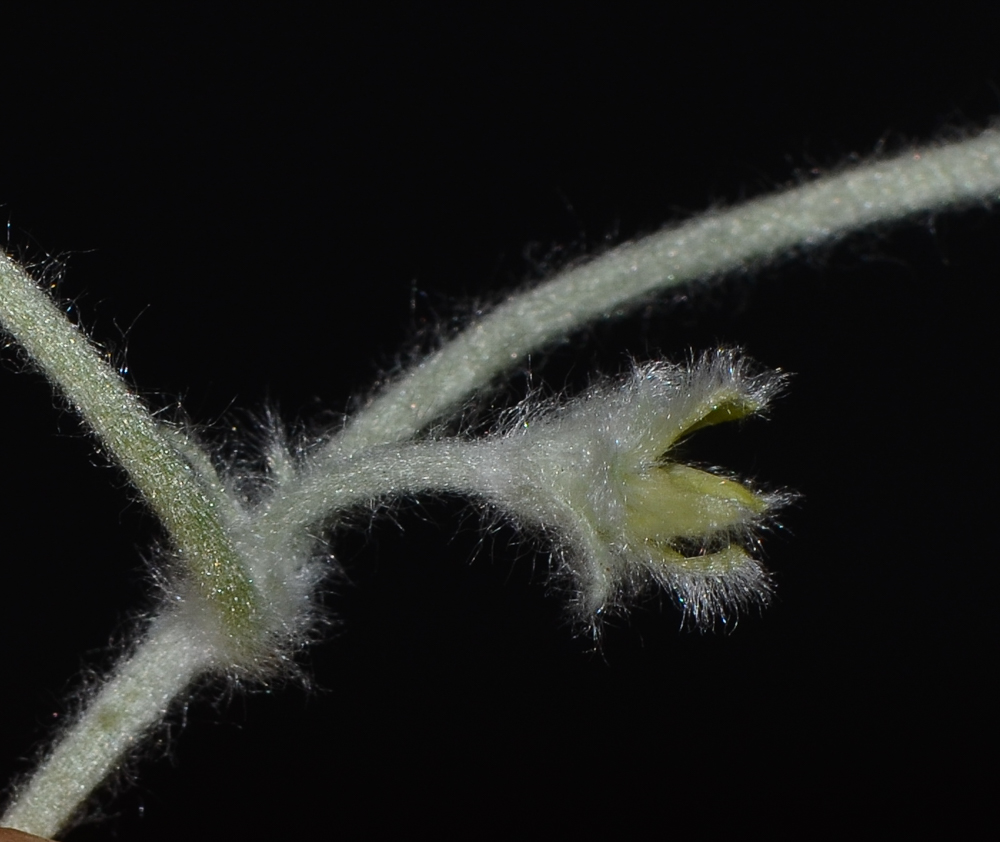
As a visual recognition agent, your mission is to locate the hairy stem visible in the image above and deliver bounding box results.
[0,255,259,641]
[1,614,218,839]
[329,128,1000,456]
[262,440,502,536]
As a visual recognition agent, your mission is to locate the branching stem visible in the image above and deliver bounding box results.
[4,126,1000,839]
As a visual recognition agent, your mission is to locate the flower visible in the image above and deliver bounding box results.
[496,349,788,631]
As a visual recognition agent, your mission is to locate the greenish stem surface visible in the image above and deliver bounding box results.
[331,129,1000,457]
[1,614,217,839]
[0,255,259,641]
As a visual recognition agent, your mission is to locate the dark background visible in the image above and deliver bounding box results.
[0,8,995,838]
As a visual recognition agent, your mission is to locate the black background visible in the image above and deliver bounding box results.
[0,8,996,839]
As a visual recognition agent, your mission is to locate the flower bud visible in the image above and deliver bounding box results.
[497,349,787,631]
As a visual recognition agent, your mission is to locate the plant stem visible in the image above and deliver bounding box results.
[262,440,502,536]
[329,129,1000,456]
[1,614,218,839]
[0,255,259,643]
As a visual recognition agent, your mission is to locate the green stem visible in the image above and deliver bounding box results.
[0,255,259,643]
[1,614,218,839]
[330,128,1000,456]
